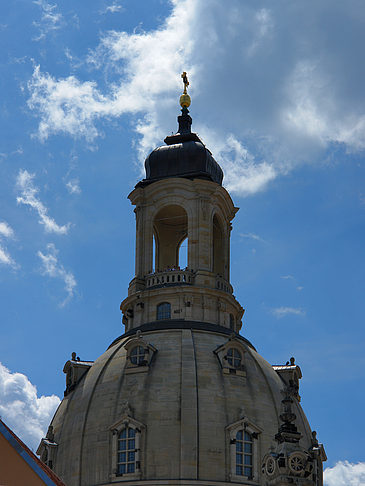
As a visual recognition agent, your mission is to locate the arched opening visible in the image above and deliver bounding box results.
[153,205,188,271]
[213,214,224,275]
[152,233,157,273]
[178,236,188,269]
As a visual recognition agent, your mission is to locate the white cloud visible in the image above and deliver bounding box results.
[324,461,365,486]
[240,232,265,243]
[0,247,14,266]
[16,169,71,235]
[0,362,60,451]
[0,221,16,267]
[103,2,123,14]
[281,275,294,280]
[66,178,81,194]
[33,0,63,41]
[0,221,14,239]
[27,0,365,195]
[271,306,305,318]
[38,243,76,306]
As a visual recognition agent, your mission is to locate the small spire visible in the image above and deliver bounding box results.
[176,71,192,134]
[180,71,191,109]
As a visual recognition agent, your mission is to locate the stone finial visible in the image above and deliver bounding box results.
[46,425,54,441]
[238,406,245,419]
[275,386,302,444]
[121,401,133,418]
[311,430,319,446]
[71,352,76,360]
[290,356,295,365]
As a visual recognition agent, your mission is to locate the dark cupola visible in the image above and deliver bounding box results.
[139,72,223,187]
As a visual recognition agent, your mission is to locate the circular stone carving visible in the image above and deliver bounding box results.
[288,452,306,474]
[265,456,276,476]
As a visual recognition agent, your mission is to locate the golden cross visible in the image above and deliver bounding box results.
[181,72,189,94]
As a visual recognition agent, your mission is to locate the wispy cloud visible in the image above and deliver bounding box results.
[33,0,63,41]
[103,2,123,14]
[0,362,60,451]
[0,221,14,239]
[37,243,76,306]
[271,306,305,318]
[65,178,81,195]
[280,274,304,291]
[324,461,365,486]
[0,221,16,267]
[240,232,265,243]
[16,169,71,235]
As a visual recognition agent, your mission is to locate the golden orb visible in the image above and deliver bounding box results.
[180,93,191,108]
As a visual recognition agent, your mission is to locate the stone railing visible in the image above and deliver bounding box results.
[146,269,194,288]
[216,275,233,294]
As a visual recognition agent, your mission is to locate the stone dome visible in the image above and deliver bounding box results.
[48,320,314,486]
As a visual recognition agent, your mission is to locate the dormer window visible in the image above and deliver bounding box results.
[130,346,145,366]
[214,338,247,378]
[156,302,171,320]
[124,334,157,374]
[227,348,242,369]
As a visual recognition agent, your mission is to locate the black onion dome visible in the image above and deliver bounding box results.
[138,108,223,187]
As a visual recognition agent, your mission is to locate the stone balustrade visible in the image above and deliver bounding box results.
[216,275,233,294]
[146,269,194,288]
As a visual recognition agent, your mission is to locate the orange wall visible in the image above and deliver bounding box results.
[0,433,46,486]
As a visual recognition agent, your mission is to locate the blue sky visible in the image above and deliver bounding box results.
[0,1,364,484]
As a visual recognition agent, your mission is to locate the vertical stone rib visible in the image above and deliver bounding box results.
[180,329,198,479]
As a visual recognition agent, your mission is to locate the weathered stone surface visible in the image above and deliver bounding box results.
[50,327,314,486]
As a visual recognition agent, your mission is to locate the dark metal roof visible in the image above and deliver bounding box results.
[137,108,223,187]
[108,319,256,351]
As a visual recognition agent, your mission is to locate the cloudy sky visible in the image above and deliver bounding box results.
[1,1,365,484]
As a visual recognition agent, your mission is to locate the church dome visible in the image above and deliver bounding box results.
[38,74,325,486]
[47,321,314,486]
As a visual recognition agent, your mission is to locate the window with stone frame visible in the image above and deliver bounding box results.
[214,337,247,377]
[226,418,262,482]
[235,429,253,478]
[117,427,137,476]
[129,345,146,366]
[110,416,145,482]
[156,302,171,320]
[226,347,242,369]
[123,334,157,374]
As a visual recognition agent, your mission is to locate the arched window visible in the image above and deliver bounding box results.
[227,348,242,369]
[130,346,145,365]
[229,313,235,330]
[117,427,136,476]
[156,302,171,320]
[235,430,253,478]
